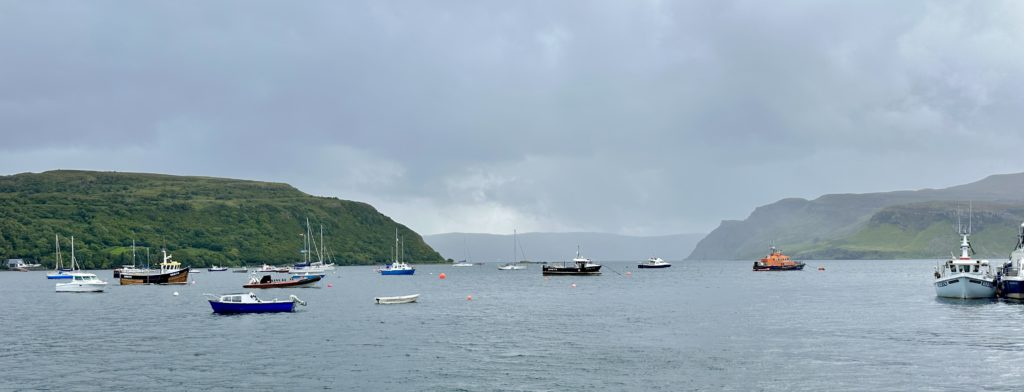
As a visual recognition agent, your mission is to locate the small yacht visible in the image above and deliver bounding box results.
[999,222,1024,299]
[207,265,228,272]
[55,272,108,293]
[638,257,671,269]
[452,260,475,267]
[46,234,73,280]
[378,229,415,275]
[232,266,249,273]
[934,225,996,299]
[498,230,528,270]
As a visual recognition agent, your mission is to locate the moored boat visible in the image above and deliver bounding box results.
[46,234,73,280]
[206,292,306,314]
[452,260,474,267]
[378,229,415,275]
[933,214,996,299]
[753,245,805,271]
[243,274,321,289]
[56,272,108,293]
[542,247,601,276]
[375,294,419,304]
[638,257,671,269]
[207,265,228,272]
[119,250,191,285]
[232,266,249,273]
[998,223,1024,299]
[498,229,528,270]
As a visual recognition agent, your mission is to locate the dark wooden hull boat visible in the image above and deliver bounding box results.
[120,267,190,285]
[243,274,321,289]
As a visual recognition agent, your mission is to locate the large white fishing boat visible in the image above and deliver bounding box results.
[998,222,1024,299]
[933,211,996,299]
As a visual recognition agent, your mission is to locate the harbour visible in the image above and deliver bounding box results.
[6,260,1024,391]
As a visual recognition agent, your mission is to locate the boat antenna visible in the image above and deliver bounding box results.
[969,201,973,235]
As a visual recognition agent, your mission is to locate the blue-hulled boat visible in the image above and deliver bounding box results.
[378,229,415,275]
[46,234,75,280]
[999,222,1024,299]
[206,292,306,314]
[378,262,415,275]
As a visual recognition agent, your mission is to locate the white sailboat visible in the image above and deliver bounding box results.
[498,230,527,270]
[933,205,996,299]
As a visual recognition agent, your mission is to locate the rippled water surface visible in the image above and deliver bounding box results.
[4,260,1024,391]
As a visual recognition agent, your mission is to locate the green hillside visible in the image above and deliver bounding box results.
[0,170,444,268]
[688,173,1024,260]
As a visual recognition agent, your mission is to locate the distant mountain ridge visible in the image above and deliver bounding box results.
[687,172,1024,260]
[0,170,443,268]
[424,232,704,262]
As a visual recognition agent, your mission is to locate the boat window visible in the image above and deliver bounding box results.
[974,265,979,273]
[230,296,241,302]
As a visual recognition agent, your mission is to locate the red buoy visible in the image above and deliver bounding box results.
[466,295,473,301]
[439,272,447,280]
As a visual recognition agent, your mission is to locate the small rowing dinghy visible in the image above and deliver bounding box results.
[206,292,306,314]
[375,294,419,304]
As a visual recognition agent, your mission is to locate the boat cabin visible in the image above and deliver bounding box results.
[936,259,991,279]
[217,293,261,303]
[159,250,182,273]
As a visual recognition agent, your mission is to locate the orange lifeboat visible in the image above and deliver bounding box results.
[753,245,806,271]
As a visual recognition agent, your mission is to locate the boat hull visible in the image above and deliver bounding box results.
[55,283,107,292]
[753,263,805,271]
[208,300,295,314]
[119,268,191,285]
[934,275,996,299]
[637,264,671,269]
[243,275,321,289]
[379,269,415,275]
[542,265,602,276]
[375,294,420,304]
[1000,276,1024,299]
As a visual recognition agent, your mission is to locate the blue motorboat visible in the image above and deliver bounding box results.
[206,292,306,314]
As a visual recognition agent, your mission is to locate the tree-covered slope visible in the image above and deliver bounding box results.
[688,173,1024,260]
[0,170,444,268]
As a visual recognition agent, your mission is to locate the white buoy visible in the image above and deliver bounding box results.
[173,291,179,296]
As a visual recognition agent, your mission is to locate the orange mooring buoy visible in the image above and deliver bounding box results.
[439,272,447,280]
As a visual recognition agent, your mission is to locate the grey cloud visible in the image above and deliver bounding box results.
[1,1,1022,235]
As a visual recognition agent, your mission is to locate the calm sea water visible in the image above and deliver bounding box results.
[3,260,1024,391]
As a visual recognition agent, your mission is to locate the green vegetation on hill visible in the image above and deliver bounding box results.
[0,170,444,268]
[688,173,1024,260]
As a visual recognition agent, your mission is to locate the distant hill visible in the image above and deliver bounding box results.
[0,170,444,268]
[688,173,1024,260]
[424,232,705,262]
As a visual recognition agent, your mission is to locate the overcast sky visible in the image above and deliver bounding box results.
[1,1,1023,235]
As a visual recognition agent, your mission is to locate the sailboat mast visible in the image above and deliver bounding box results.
[513,229,517,264]
[54,234,61,270]
[132,239,136,265]
[70,236,76,271]
[319,225,325,263]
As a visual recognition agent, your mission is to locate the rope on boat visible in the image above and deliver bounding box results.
[290,294,307,306]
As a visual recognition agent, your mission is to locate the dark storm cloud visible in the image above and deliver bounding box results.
[1,1,1022,234]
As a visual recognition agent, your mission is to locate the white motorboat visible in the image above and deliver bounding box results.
[374,294,419,304]
[999,222,1024,299]
[497,263,527,270]
[452,260,474,267]
[933,213,996,299]
[56,272,108,293]
[638,257,672,269]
